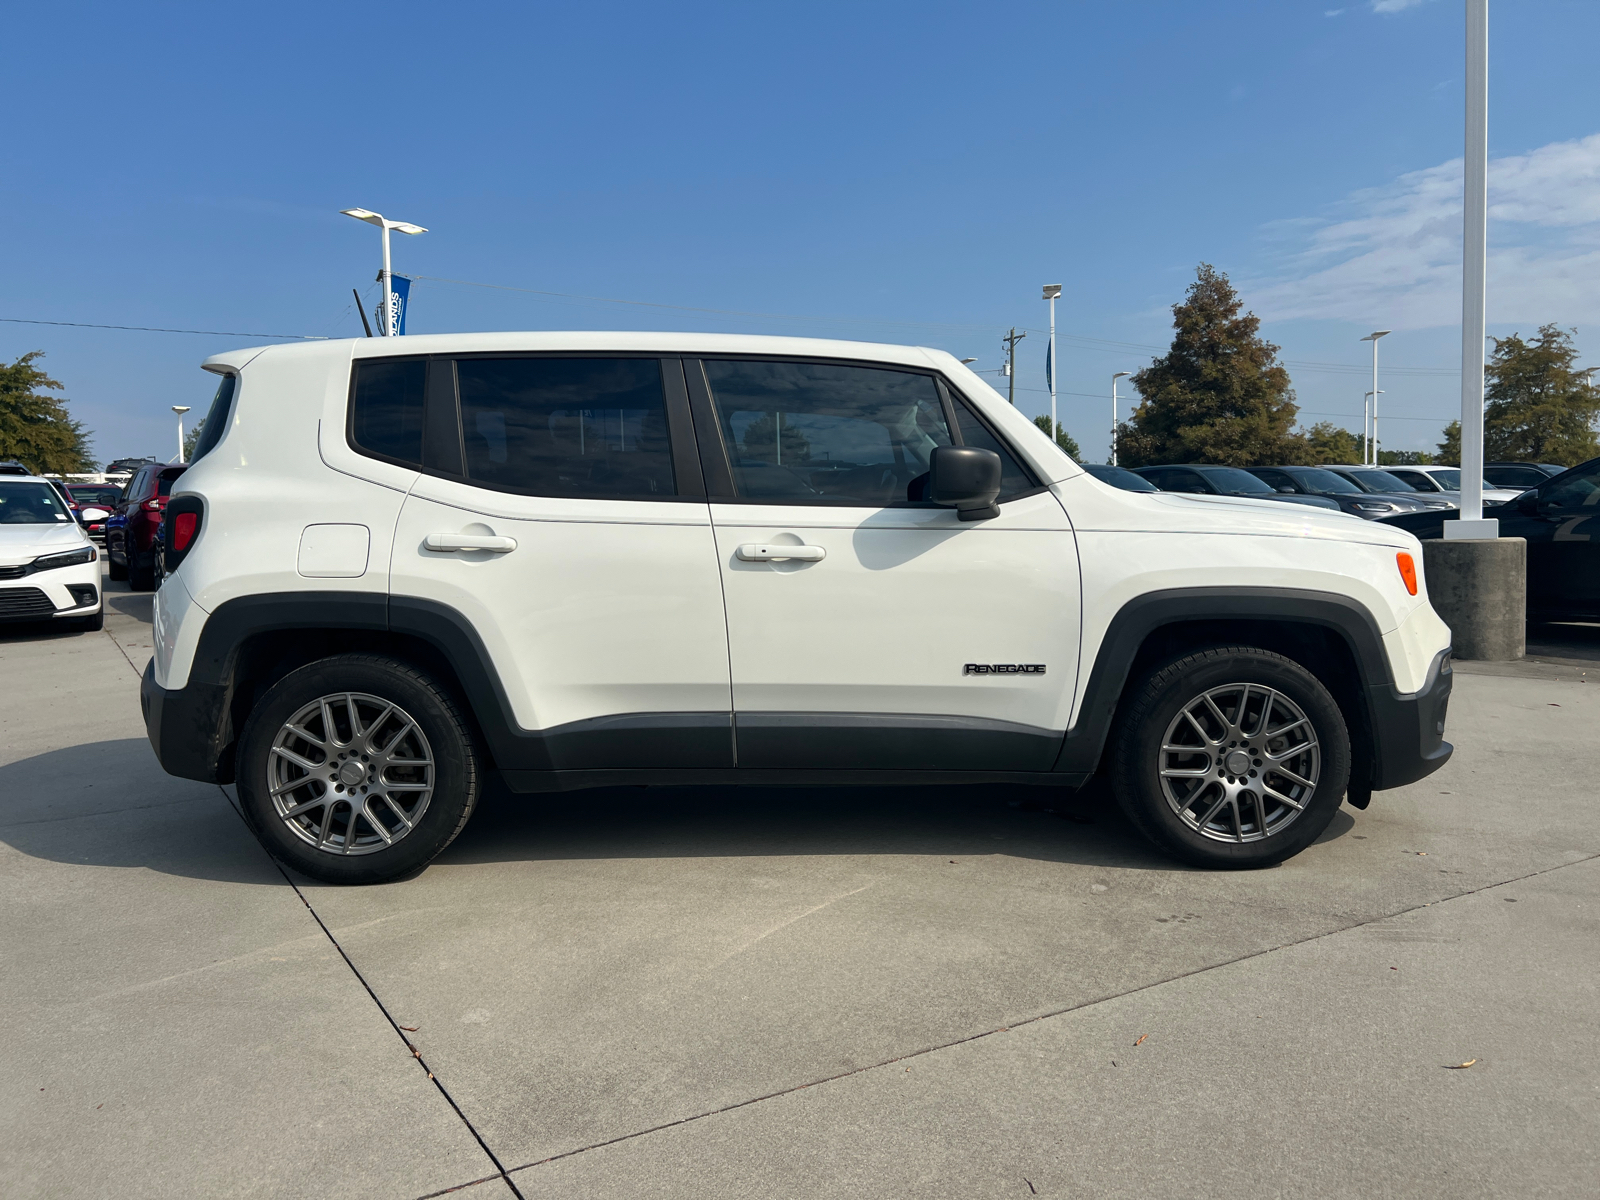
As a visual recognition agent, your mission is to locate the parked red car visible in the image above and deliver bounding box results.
[107,463,187,590]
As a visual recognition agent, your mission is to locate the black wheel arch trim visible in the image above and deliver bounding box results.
[1055,587,1451,793]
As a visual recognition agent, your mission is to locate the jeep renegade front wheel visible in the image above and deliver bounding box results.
[235,655,481,884]
[1112,647,1351,869]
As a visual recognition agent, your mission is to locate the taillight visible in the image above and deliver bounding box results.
[144,499,162,511]
[1396,552,1418,596]
[173,512,199,552]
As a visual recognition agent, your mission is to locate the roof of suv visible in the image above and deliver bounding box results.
[202,331,963,376]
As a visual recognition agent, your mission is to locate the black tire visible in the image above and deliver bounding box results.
[1112,646,1351,869]
[107,551,127,582]
[235,654,481,884]
[128,559,155,591]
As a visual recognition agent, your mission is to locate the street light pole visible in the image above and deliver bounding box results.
[1363,391,1384,464]
[340,208,429,336]
[172,406,191,463]
[1043,285,1062,441]
[1449,0,1494,536]
[1111,371,1131,466]
[1360,331,1390,466]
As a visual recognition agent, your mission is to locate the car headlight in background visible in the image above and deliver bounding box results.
[1352,501,1395,513]
[30,546,97,572]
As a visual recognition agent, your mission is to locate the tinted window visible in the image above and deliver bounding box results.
[1426,468,1461,489]
[190,374,236,463]
[1251,468,1293,490]
[1293,468,1362,494]
[0,482,72,524]
[1083,464,1158,491]
[948,395,1039,501]
[1387,470,1438,492]
[1541,461,1600,509]
[1485,465,1548,488]
[704,360,952,504]
[1204,467,1272,493]
[157,471,184,498]
[1349,470,1416,493]
[69,487,121,506]
[351,359,426,467]
[457,358,675,498]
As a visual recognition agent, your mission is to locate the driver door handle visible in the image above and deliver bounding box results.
[425,533,518,553]
[737,543,825,562]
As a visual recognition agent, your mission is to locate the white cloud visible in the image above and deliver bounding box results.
[1371,0,1432,13]
[1248,133,1600,329]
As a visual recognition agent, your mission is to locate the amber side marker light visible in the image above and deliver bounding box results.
[1396,552,1418,596]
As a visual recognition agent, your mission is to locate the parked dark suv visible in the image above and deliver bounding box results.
[1246,465,1437,520]
[107,463,186,590]
[1134,464,1341,511]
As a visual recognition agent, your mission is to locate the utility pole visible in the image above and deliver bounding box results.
[1002,328,1027,405]
[1042,285,1062,438]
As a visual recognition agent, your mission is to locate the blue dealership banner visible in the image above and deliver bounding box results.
[379,274,412,336]
[1044,337,1053,391]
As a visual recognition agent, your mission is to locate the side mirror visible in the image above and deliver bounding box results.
[929,445,1003,521]
[1277,486,1296,494]
[1515,490,1540,516]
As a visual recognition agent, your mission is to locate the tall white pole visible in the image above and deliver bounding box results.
[1363,393,1371,464]
[380,223,394,337]
[1458,0,1490,528]
[1111,375,1118,467]
[177,416,184,462]
[1371,337,1380,464]
[1049,295,1058,444]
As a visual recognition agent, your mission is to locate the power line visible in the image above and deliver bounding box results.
[0,317,326,340]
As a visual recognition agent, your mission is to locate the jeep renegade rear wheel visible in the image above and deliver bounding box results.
[1112,647,1351,869]
[235,655,481,884]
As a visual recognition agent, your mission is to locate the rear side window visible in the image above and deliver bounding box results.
[946,394,1040,501]
[189,374,236,463]
[1485,465,1547,489]
[456,358,676,498]
[703,360,953,504]
[351,359,426,467]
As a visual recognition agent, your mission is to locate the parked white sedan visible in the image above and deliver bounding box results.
[0,475,104,631]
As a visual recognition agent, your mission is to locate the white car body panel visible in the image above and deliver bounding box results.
[709,490,1080,730]
[0,484,103,619]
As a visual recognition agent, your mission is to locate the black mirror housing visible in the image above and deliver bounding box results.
[929,445,1003,521]
[1516,490,1540,515]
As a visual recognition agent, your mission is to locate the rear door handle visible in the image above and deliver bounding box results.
[737,543,825,562]
[424,533,518,553]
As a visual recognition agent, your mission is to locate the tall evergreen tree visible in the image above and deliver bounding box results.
[1482,326,1599,465]
[0,351,96,473]
[1116,265,1304,467]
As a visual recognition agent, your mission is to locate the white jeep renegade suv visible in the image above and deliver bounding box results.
[141,333,1453,884]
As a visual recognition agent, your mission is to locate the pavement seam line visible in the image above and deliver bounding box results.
[101,625,144,677]
[213,786,528,1200]
[487,849,1600,1183]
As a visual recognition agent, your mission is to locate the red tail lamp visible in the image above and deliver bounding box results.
[1396,551,1418,596]
[173,511,200,552]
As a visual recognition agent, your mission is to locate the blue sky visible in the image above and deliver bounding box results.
[5,0,1599,465]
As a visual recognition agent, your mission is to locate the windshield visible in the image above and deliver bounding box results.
[1293,468,1362,494]
[1351,470,1418,493]
[1205,467,1273,493]
[1427,468,1462,489]
[0,482,73,524]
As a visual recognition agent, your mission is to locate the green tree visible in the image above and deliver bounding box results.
[1032,414,1081,459]
[1436,421,1460,465]
[1116,264,1305,467]
[0,351,96,473]
[1304,422,1361,465]
[1481,326,1599,465]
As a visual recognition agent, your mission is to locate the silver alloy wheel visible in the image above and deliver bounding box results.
[1158,682,1320,843]
[267,691,435,856]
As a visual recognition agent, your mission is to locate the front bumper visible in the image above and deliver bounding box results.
[0,558,103,622]
[1368,647,1453,791]
[141,660,235,783]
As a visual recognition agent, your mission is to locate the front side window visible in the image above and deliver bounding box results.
[1541,461,1600,509]
[1205,467,1273,493]
[1294,468,1362,494]
[946,393,1039,501]
[1350,471,1417,494]
[704,360,951,504]
[1426,468,1462,489]
[457,357,675,498]
[350,359,426,467]
[0,482,71,524]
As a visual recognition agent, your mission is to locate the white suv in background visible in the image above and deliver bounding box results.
[0,473,104,631]
[141,334,1454,884]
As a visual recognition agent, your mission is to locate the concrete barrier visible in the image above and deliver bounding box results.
[1422,537,1526,661]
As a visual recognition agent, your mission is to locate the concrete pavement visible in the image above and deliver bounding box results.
[1,568,1594,1198]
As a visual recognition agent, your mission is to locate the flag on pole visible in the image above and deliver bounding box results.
[387,275,412,336]
[1044,337,1053,391]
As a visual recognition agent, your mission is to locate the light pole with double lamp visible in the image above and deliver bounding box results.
[1111,372,1131,466]
[340,208,428,336]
